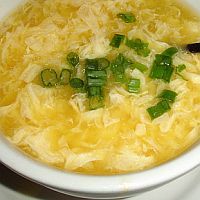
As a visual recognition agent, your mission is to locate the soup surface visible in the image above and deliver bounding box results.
[0,0,200,175]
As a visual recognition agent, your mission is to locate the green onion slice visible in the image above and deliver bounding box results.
[149,63,166,80]
[117,12,136,23]
[85,59,98,70]
[162,66,174,82]
[87,78,106,87]
[88,86,103,97]
[86,70,107,79]
[161,47,178,57]
[130,61,148,73]
[70,78,84,88]
[127,79,140,93]
[123,57,133,69]
[98,58,110,70]
[41,69,59,87]
[111,54,127,83]
[60,69,71,85]
[110,54,132,82]
[176,64,186,73]
[125,38,150,57]
[147,100,171,120]
[155,54,172,66]
[149,47,179,82]
[149,63,174,82]
[110,34,125,48]
[67,52,79,67]
[158,89,177,103]
[89,96,104,110]
[175,64,187,80]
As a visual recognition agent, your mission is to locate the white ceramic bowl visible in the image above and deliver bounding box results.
[0,0,200,199]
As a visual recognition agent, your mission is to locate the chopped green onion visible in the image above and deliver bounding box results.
[176,64,186,73]
[123,57,133,69]
[162,66,174,82]
[70,78,84,88]
[149,64,166,80]
[85,58,110,71]
[41,69,58,87]
[175,64,187,80]
[114,53,125,64]
[114,73,127,83]
[147,100,171,120]
[127,79,140,93]
[88,86,103,97]
[150,63,174,82]
[155,54,172,66]
[84,57,108,109]
[89,96,104,110]
[130,61,148,73]
[98,58,110,70]
[110,34,125,48]
[112,53,132,68]
[158,90,177,103]
[111,54,127,83]
[86,70,107,79]
[149,47,178,82]
[117,12,136,23]
[85,59,98,70]
[59,69,71,85]
[67,52,79,67]
[110,54,133,82]
[87,78,106,87]
[161,47,178,57]
[125,38,150,57]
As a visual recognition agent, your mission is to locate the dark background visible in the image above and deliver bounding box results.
[0,163,79,200]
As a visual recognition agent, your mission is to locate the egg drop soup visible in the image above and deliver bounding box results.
[0,0,200,175]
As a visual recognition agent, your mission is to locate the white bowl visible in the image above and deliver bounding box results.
[0,0,200,199]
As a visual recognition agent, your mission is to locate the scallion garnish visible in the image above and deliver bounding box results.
[110,34,125,48]
[41,69,59,88]
[127,79,140,93]
[161,47,178,57]
[117,12,136,23]
[98,58,110,70]
[147,100,171,120]
[162,66,174,82]
[175,64,187,80]
[123,57,133,69]
[158,90,177,103]
[125,38,150,57]
[85,59,98,70]
[87,78,106,87]
[149,47,178,82]
[111,54,127,83]
[67,52,79,67]
[88,86,103,97]
[84,57,108,110]
[70,78,84,88]
[89,96,104,110]
[176,64,186,73]
[60,69,71,85]
[86,70,107,79]
[130,61,148,73]
[114,53,125,64]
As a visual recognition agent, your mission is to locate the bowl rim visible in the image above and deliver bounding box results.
[0,134,200,196]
